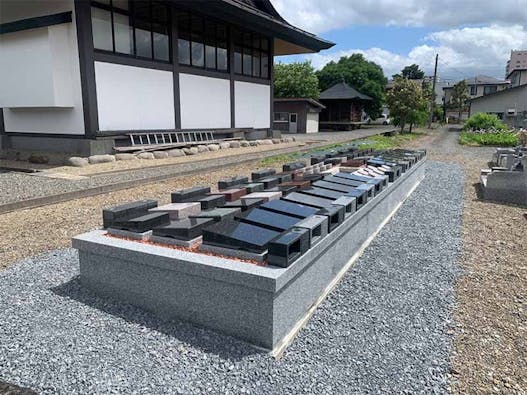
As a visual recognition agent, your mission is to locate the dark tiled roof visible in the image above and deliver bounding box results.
[274,97,326,109]
[319,82,373,101]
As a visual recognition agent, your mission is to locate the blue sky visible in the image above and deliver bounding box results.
[272,0,527,81]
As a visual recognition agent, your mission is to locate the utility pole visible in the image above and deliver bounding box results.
[428,53,439,128]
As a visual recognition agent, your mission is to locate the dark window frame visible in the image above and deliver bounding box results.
[176,9,229,73]
[233,28,270,80]
[91,0,171,63]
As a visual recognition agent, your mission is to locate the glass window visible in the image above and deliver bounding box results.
[484,86,497,95]
[91,0,170,62]
[233,28,271,79]
[243,48,252,76]
[91,7,112,51]
[252,51,260,78]
[274,112,289,122]
[178,11,229,72]
[135,19,152,58]
[234,46,242,74]
[113,13,133,54]
[261,52,269,78]
[470,85,477,95]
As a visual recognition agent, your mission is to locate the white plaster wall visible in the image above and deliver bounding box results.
[95,62,175,131]
[179,74,231,129]
[306,112,319,133]
[0,0,85,134]
[235,81,270,129]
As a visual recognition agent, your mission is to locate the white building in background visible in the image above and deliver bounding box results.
[0,0,334,156]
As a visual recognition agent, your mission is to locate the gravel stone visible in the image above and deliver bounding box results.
[114,153,137,161]
[67,157,89,167]
[240,141,250,147]
[0,161,464,394]
[88,154,115,164]
[219,142,231,149]
[153,151,169,159]
[230,141,241,148]
[136,152,155,160]
[182,147,198,155]
[207,144,220,151]
[197,145,209,153]
[167,149,185,157]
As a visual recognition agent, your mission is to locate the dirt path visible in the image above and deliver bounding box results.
[418,128,527,393]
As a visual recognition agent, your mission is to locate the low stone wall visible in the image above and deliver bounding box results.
[73,159,426,351]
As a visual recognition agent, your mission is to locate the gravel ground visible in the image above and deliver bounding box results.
[0,161,464,394]
[0,127,388,207]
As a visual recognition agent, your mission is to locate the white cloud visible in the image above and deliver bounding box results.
[272,0,527,34]
[295,25,527,79]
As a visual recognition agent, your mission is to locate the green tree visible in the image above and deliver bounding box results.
[316,54,387,119]
[386,77,429,132]
[274,61,320,99]
[401,64,425,80]
[450,80,470,120]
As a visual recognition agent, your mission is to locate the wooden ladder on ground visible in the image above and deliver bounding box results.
[128,131,216,147]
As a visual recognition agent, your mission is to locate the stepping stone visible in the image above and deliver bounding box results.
[153,217,214,240]
[236,208,302,232]
[103,199,158,228]
[260,199,318,219]
[149,202,201,220]
[202,219,281,253]
[267,228,310,268]
[190,207,241,222]
[241,191,282,202]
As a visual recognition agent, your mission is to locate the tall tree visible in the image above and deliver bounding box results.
[386,77,429,132]
[401,64,425,80]
[316,54,387,119]
[274,61,320,99]
[450,80,470,120]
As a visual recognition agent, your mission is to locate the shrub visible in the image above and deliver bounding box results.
[459,131,518,147]
[463,113,507,132]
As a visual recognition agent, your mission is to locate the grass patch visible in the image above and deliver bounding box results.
[459,131,518,147]
[260,132,426,166]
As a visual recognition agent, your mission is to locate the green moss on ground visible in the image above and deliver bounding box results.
[459,132,518,147]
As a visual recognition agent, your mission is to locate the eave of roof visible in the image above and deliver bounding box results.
[273,97,326,109]
[319,82,373,101]
[506,68,527,79]
[175,0,335,54]
[470,84,527,102]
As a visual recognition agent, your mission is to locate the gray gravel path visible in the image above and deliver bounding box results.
[0,161,463,394]
[0,128,387,206]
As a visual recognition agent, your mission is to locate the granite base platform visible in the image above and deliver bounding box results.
[72,159,426,352]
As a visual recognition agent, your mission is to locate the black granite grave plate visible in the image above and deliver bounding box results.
[323,175,365,187]
[317,205,345,232]
[218,176,249,190]
[312,180,356,193]
[240,183,265,193]
[103,199,158,228]
[258,177,280,189]
[264,185,296,196]
[171,186,211,203]
[335,172,384,186]
[115,212,170,232]
[283,162,306,172]
[260,199,318,219]
[282,192,335,209]
[222,198,264,212]
[202,219,281,253]
[236,208,301,232]
[153,217,214,240]
[190,207,241,222]
[300,187,344,200]
[251,168,276,181]
[197,194,226,210]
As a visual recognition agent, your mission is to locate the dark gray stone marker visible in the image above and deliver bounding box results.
[310,155,325,165]
[218,176,249,190]
[323,176,376,197]
[190,207,241,222]
[335,172,385,192]
[275,173,293,183]
[312,180,357,194]
[222,198,264,212]
[332,196,357,216]
[251,168,276,181]
[282,191,335,209]
[102,199,158,228]
[236,208,301,232]
[258,177,280,189]
[267,227,310,268]
[153,217,214,240]
[317,205,345,232]
[283,162,306,172]
[240,183,265,193]
[300,187,344,200]
[202,219,281,253]
[264,185,296,196]
[113,212,170,233]
[171,186,211,203]
[294,214,329,246]
[196,194,226,210]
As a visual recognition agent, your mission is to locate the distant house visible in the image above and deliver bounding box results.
[318,82,372,131]
[443,75,510,121]
[470,84,527,128]
[0,0,334,156]
[273,98,325,134]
